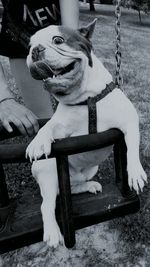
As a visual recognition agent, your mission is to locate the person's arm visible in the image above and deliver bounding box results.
[0,62,39,136]
[0,62,13,101]
[0,4,38,136]
[59,0,79,29]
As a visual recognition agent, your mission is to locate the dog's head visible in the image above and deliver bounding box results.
[27,20,96,104]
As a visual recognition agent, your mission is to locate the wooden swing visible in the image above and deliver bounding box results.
[0,1,140,253]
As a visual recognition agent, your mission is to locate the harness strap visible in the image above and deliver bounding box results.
[77,81,116,134]
[87,96,97,134]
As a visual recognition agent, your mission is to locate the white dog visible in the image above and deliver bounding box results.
[26,20,147,248]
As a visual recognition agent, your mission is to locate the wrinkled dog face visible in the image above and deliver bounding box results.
[27,21,96,102]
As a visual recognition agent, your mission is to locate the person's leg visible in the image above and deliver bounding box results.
[9,58,53,119]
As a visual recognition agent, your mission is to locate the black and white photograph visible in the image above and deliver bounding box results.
[0,0,150,266]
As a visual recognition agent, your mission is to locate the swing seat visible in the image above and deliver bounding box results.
[0,120,140,253]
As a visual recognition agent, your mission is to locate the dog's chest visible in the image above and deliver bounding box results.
[54,89,132,143]
[54,92,119,138]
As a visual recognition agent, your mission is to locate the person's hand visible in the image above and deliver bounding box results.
[0,98,39,136]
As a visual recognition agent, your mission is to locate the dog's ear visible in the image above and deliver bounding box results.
[78,19,97,40]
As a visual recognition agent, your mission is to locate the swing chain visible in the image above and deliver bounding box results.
[115,0,123,89]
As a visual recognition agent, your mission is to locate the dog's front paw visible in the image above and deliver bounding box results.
[26,131,54,162]
[44,220,63,248]
[128,163,147,194]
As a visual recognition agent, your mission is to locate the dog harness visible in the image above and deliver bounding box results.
[77,81,116,134]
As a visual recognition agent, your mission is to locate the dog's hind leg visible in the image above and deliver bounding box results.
[32,159,63,248]
[70,166,102,194]
[71,181,102,194]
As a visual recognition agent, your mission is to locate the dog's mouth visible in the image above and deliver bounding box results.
[29,57,84,99]
[29,60,76,81]
[55,91,68,97]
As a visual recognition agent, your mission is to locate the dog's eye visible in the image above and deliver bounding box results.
[52,36,64,45]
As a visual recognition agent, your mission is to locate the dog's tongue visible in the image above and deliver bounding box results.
[29,60,76,80]
[29,61,56,80]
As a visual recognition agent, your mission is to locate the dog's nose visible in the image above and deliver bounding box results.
[31,45,45,61]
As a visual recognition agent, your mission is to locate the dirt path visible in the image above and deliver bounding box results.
[0,221,149,266]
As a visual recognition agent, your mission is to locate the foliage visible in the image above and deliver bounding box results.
[113,0,150,13]
[129,0,150,13]
[113,0,150,22]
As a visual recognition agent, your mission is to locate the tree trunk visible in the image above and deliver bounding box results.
[138,10,142,23]
[89,0,95,11]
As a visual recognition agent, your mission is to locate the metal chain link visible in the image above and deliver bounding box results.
[115,0,123,89]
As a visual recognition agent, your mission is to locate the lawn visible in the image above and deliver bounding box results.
[0,3,150,266]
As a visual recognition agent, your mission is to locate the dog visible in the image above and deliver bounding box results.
[26,20,147,248]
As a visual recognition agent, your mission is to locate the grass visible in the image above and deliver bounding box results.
[0,3,150,266]
[87,4,150,263]
[81,3,150,252]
